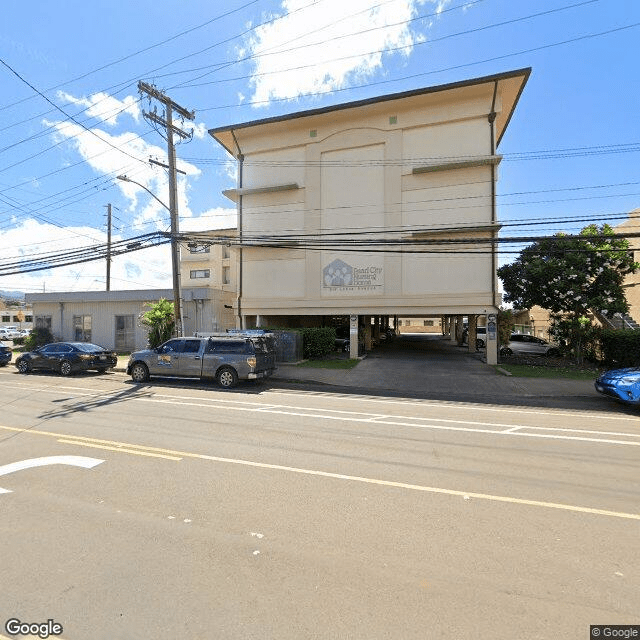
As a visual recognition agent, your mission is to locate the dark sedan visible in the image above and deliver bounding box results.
[15,342,118,376]
[0,344,11,366]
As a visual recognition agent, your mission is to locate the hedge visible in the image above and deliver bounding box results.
[301,327,336,359]
[598,329,640,367]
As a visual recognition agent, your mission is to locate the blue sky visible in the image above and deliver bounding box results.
[0,0,638,293]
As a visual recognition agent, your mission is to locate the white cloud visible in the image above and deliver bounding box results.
[57,91,140,126]
[245,0,448,105]
[43,111,203,231]
[191,121,209,140]
[180,208,237,232]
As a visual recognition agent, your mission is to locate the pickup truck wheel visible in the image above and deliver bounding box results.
[59,360,72,376]
[500,347,513,356]
[217,366,238,389]
[130,362,149,383]
[476,339,485,349]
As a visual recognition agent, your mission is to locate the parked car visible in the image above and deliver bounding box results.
[0,327,21,340]
[15,342,118,376]
[127,335,276,388]
[500,334,560,357]
[0,344,11,366]
[594,367,640,405]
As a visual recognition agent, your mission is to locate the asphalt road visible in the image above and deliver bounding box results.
[0,368,638,640]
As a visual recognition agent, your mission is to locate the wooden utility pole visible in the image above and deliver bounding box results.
[138,81,195,337]
[106,203,112,291]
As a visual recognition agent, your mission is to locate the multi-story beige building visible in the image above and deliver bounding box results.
[616,210,640,325]
[179,228,238,334]
[209,68,531,363]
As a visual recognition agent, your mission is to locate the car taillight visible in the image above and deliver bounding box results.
[246,356,256,368]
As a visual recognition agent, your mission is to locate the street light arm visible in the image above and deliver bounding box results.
[116,175,170,211]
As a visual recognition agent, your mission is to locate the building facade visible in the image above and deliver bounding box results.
[210,69,531,364]
[179,228,238,335]
[26,289,174,351]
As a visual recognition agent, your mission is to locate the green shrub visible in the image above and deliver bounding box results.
[598,329,640,367]
[301,327,336,359]
[12,336,25,345]
[140,298,175,348]
[24,327,53,350]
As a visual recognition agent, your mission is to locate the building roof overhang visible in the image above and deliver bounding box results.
[209,67,531,156]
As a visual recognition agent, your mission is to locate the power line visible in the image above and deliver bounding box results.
[176,0,594,90]
[197,21,640,112]
[0,0,263,114]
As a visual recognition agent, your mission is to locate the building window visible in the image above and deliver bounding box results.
[424,320,434,327]
[25,315,32,322]
[223,266,230,285]
[35,315,52,330]
[73,315,92,342]
[115,315,135,351]
[190,269,210,279]
[222,245,230,259]
[1,315,9,322]
[189,245,210,254]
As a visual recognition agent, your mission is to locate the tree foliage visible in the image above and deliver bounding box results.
[498,224,637,316]
[140,298,175,348]
[24,327,53,350]
[497,224,638,361]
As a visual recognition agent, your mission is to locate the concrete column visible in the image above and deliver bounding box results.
[455,314,464,345]
[349,314,358,359]
[364,316,372,351]
[468,314,477,353]
[485,312,498,365]
[448,316,456,341]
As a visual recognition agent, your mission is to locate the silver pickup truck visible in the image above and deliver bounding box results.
[127,335,276,388]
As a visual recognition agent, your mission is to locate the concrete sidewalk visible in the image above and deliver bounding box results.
[272,354,597,403]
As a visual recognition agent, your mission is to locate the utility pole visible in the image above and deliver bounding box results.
[138,81,195,337]
[106,203,112,291]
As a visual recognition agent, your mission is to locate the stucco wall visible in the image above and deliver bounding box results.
[232,86,500,319]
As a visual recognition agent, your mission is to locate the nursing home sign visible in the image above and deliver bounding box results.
[322,258,383,295]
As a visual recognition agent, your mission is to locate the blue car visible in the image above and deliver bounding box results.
[594,368,640,405]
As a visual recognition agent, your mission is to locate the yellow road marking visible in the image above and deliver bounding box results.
[1,424,639,521]
[57,439,181,460]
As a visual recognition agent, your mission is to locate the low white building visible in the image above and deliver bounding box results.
[26,289,173,351]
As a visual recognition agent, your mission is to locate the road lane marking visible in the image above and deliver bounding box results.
[132,399,640,447]
[0,425,637,521]
[3,386,640,449]
[3,375,639,424]
[57,439,182,460]
[0,455,104,494]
